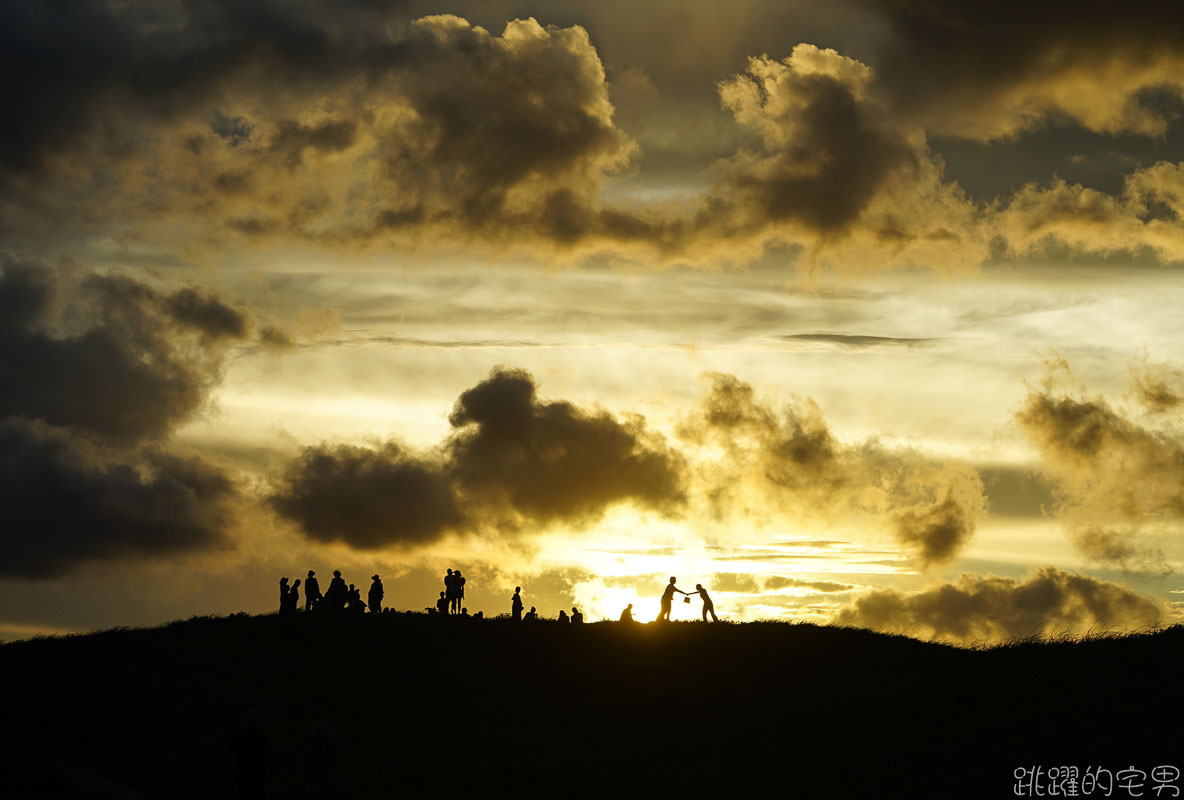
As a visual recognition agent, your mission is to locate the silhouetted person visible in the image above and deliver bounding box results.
[347,584,366,616]
[279,577,290,615]
[368,575,383,614]
[452,569,466,614]
[689,583,718,622]
[282,579,301,616]
[305,570,321,612]
[306,719,338,799]
[524,606,538,621]
[657,576,689,622]
[444,569,456,614]
[473,610,484,620]
[436,591,449,615]
[230,709,268,799]
[512,587,524,622]
[571,607,583,624]
[324,570,347,614]
[558,609,569,624]
[619,603,634,622]
[460,607,470,618]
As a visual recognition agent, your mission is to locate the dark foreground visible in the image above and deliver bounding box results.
[2,615,1181,798]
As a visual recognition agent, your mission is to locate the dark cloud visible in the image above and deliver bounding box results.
[269,367,686,548]
[683,373,984,567]
[1016,361,1184,570]
[833,567,1163,642]
[0,259,245,577]
[1130,356,1184,414]
[269,443,460,550]
[779,332,937,347]
[0,258,247,444]
[0,419,237,579]
[866,0,1184,140]
[978,466,1056,519]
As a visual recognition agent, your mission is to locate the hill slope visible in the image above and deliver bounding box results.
[2,615,1181,797]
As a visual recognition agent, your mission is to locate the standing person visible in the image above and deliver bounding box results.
[279,577,290,615]
[571,607,583,624]
[368,575,384,614]
[305,570,322,613]
[619,604,634,622]
[452,570,466,615]
[281,579,301,616]
[656,577,689,622]
[324,570,347,614]
[689,583,719,622]
[511,586,524,622]
[444,569,456,615]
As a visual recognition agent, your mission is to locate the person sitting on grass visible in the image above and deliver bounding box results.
[619,604,634,622]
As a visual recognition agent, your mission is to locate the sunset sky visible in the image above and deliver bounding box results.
[3,0,1184,642]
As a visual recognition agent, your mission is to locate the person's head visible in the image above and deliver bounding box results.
[572,607,578,614]
[307,570,315,578]
[372,574,380,581]
[447,568,452,575]
[462,607,468,614]
[294,579,301,588]
[440,591,446,598]
[280,577,288,585]
[696,584,703,590]
[515,586,521,593]
[455,570,462,576]
[530,606,536,612]
[669,576,677,584]
[333,569,341,578]
[627,603,633,610]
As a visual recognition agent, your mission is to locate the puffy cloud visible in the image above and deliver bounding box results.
[269,442,460,550]
[0,4,637,253]
[0,258,248,444]
[866,0,1184,140]
[269,367,687,549]
[992,162,1184,264]
[681,373,985,568]
[0,420,236,578]
[0,259,246,577]
[1016,358,1184,570]
[833,567,1163,642]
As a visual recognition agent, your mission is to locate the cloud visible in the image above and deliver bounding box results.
[779,333,938,348]
[269,442,460,550]
[0,258,248,444]
[269,367,687,549]
[0,419,237,578]
[1016,357,1184,570]
[0,259,246,577]
[682,373,985,567]
[833,567,1163,642]
[867,0,1184,140]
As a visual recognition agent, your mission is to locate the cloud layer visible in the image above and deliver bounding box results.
[0,259,246,577]
[681,373,985,568]
[1017,357,1184,570]
[833,566,1163,642]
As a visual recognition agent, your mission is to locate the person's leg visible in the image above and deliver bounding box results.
[709,605,718,622]
[702,606,708,622]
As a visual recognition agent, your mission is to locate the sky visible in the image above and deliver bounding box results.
[3,0,1184,643]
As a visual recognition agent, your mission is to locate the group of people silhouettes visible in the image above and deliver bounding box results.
[279,570,384,616]
[279,569,720,623]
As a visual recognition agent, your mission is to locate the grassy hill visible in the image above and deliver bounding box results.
[2,614,1181,798]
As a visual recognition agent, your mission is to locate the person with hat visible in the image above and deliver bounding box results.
[368,574,384,614]
[304,570,322,612]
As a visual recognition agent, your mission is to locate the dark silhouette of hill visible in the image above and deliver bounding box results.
[2,615,1180,798]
